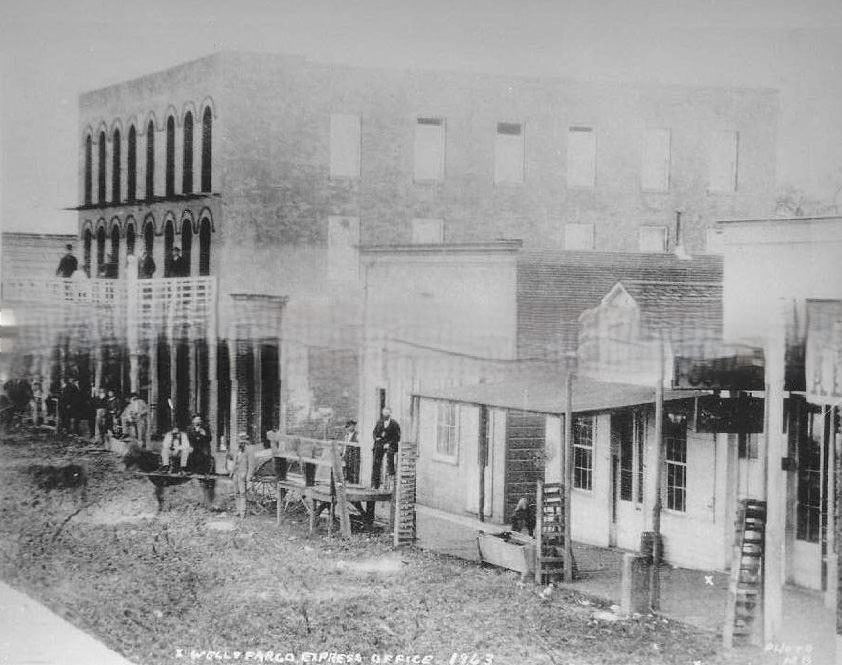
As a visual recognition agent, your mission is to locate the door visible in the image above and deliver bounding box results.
[466,406,493,519]
[792,406,827,590]
[612,410,645,550]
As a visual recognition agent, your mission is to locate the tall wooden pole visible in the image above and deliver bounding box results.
[563,353,575,583]
[763,303,786,643]
[649,337,665,611]
[824,405,836,611]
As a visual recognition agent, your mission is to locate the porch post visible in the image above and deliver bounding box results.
[648,337,665,611]
[169,333,178,428]
[563,354,575,583]
[207,337,218,450]
[149,336,158,436]
[189,337,198,415]
[228,336,239,448]
[763,303,787,644]
[254,339,263,442]
[825,405,836,610]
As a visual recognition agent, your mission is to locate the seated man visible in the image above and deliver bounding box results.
[121,393,149,446]
[29,382,46,426]
[160,426,191,473]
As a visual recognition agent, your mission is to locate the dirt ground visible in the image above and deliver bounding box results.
[0,429,769,665]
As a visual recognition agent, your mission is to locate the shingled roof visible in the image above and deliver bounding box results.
[516,250,723,360]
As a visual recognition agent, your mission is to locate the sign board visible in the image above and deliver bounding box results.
[673,350,765,391]
[695,395,765,433]
[806,299,842,405]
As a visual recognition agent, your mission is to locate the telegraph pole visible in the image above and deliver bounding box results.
[563,351,576,582]
[649,335,665,610]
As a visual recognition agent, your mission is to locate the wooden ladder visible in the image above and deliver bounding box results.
[723,498,766,648]
[535,481,574,584]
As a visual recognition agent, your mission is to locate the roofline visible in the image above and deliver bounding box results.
[79,49,782,101]
[715,215,842,225]
[1,232,77,240]
[360,240,523,255]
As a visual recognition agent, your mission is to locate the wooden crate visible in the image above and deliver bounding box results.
[477,531,536,575]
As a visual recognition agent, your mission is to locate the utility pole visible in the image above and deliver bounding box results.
[563,351,576,582]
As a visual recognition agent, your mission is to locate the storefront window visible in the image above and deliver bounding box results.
[796,407,824,543]
[665,413,687,512]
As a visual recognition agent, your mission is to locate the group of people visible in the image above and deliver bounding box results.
[158,414,214,475]
[55,242,190,281]
[58,379,150,445]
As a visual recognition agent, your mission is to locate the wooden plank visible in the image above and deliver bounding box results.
[330,439,351,538]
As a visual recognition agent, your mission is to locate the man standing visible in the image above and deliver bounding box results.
[59,377,81,435]
[91,387,108,445]
[29,381,45,426]
[55,244,78,278]
[121,393,149,446]
[138,248,156,279]
[342,419,360,484]
[227,432,256,518]
[371,407,400,489]
[186,414,213,474]
[169,247,188,278]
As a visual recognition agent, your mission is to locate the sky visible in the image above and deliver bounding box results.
[1,0,841,233]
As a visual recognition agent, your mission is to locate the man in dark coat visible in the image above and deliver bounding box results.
[169,247,188,278]
[371,407,400,488]
[56,244,78,278]
[59,377,82,434]
[186,414,213,474]
[138,249,156,279]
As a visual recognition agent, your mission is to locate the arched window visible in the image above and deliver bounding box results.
[201,107,212,192]
[183,112,193,194]
[84,135,92,205]
[83,229,92,275]
[96,227,106,274]
[127,126,137,203]
[112,129,121,204]
[199,217,211,276]
[110,226,120,278]
[98,131,106,204]
[165,116,175,197]
[126,222,136,257]
[146,120,155,200]
[164,219,174,277]
[143,220,154,254]
[181,219,192,276]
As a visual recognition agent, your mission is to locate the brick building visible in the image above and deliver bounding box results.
[1,51,780,447]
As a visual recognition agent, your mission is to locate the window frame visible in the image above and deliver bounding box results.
[434,400,459,463]
[664,414,688,513]
[413,116,445,182]
[566,125,597,189]
[638,225,667,253]
[573,415,595,491]
[493,121,525,185]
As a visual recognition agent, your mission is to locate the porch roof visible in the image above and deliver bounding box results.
[414,375,708,415]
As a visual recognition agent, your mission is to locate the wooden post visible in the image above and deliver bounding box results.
[763,306,786,643]
[827,406,838,611]
[254,340,262,443]
[478,405,488,522]
[649,340,665,611]
[169,334,178,428]
[149,336,159,436]
[208,337,217,449]
[563,359,574,583]
[535,480,544,585]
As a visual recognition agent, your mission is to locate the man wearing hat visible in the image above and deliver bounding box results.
[56,244,78,278]
[227,432,256,518]
[342,419,360,483]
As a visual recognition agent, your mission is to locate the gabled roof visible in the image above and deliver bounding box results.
[415,374,706,415]
[516,250,723,360]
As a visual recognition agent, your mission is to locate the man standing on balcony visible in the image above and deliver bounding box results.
[371,407,400,489]
[138,249,156,279]
[170,247,188,278]
[55,244,77,278]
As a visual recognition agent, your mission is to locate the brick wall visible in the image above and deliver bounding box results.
[504,409,547,522]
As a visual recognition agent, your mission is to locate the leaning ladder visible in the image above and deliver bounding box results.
[723,498,766,648]
[534,481,575,584]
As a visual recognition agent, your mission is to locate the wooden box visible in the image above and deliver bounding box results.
[477,531,536,575]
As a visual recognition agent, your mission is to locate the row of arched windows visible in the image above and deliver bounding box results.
[82,216,212,279]
[83,107,212,206]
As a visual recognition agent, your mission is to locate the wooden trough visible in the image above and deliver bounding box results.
[477,531,536,575]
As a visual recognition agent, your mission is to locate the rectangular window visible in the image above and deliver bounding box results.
[414,117,445,181]
[564,223,594,250]
[641,128,670,191]
[573,416,594,491]
[737,433,759,460]
[665,415,687,512]
[708,130,738,192]
[566,126,596,188]
[411,218,444,244]
[494,122,524,184]
[436,401,458,460]
[619,421,633,502]
[638,226,667,253]
[330,113,361,178]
